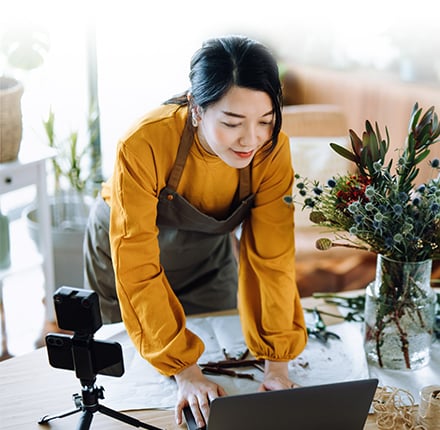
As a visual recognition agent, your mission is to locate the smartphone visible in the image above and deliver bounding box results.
[45,333,124,378]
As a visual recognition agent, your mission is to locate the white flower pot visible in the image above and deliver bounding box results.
[23,196,91,290]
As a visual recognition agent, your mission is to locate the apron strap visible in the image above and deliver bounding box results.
[167,113,194,191]
[167,109,252,200]
[238,165,251,202]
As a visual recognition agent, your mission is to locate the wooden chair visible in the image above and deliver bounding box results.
[282,104,349,137]
[282,104,376,296]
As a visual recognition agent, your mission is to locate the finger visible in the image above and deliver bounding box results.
[175,406,182,425]
[189,398,206,429]
[216,384,227,397]
[258,382,268,392]
[174,399,187,425]
[258,378,295,392]
[198,396,211,425]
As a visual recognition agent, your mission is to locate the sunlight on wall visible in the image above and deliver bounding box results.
[1,0,438,177]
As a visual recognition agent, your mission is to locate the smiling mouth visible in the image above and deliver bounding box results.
[233,149,254,158]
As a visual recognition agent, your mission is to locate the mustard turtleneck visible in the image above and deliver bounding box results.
[103,104,307,376]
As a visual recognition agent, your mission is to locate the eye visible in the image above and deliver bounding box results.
[259,121,272,126]
[222,122,241,128]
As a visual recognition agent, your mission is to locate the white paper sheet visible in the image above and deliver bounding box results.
[93,314,370,411]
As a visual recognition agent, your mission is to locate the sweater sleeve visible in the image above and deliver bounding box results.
[237,134,308,361]
[109,137,204,376]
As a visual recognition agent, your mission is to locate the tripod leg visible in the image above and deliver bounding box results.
[98,404,164,430]
[77,409,93,430]
[38,407,81,425]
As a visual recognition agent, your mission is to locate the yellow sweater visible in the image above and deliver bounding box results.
[104,104,307,376]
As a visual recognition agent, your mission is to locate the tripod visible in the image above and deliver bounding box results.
[40,287,165,429]
[38,377,163,430]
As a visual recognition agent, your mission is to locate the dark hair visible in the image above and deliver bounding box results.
[165,35,283,149]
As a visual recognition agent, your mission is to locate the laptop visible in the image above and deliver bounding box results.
[184,378,378,430]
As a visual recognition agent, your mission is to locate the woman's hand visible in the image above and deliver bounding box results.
[174,364,227,428]
[258,360,300,392]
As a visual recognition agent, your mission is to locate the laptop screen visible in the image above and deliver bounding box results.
[185,378,378,430]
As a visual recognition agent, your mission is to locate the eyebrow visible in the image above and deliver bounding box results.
[221,109,274,119]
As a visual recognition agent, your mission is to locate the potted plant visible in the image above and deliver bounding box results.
[0,25,50,162]
[23,106,98,292]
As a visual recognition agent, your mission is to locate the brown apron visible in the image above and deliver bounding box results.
[84,114,255,321]
[156,115,255,314]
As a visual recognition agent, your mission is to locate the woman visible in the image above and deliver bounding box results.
[84,35,307,428]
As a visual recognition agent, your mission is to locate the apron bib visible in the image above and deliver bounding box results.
[156,114,255,314]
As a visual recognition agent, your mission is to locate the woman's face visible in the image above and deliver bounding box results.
[196,86,274,169]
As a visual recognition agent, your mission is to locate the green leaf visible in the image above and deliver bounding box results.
[414,150,430,164]
[419,106,435,126]
[360,146,372,175]
[1,25,50,71]
[330,143,357,162]
[379,139,388,162]
[408,103,422,133]
[368,126,379,162]
[375,122,383,144]
[349,129,363,157]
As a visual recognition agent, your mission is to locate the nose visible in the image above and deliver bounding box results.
[238,125,260,148]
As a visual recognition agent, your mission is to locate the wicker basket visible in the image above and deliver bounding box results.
[0,76,24,163]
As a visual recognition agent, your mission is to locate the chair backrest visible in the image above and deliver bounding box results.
[282,105,375,293]
[282,104,352,231]
[282,104,348,137]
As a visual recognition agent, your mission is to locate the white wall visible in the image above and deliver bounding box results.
[1,0,438,179]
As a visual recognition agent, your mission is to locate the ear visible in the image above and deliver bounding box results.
[192,104,202,121]
[187,93,202,120]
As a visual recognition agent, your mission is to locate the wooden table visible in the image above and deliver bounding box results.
[0,346,381,430]
[0,293,388,429]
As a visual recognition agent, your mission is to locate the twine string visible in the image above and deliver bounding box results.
[372,386,431,430]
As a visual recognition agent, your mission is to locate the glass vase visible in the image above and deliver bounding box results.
[363,254,436,370]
